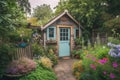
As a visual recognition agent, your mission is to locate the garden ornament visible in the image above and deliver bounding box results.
[108,42,120,57]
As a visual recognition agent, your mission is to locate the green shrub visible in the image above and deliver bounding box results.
[47,49,58,66]
[108,37,120,44]
[32,43,45,57]
[0,44,13,78]
[19,65,57,80]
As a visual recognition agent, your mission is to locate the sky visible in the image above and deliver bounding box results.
[29,0,60,13]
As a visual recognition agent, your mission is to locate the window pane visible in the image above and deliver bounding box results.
[49,28,54,37]
[76,29,79,38]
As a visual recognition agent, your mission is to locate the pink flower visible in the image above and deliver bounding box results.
[98,58,108,64]
[90,64,96,70]
[112,62,118,68]
[92,57,96,61]
[110,73,116,79]
[103,71,107,75]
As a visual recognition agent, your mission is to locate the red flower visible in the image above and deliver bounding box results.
[90,64,96,70]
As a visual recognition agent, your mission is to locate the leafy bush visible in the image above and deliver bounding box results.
[72,60,84,80]
[108,37,120,44]
[19,64,57,80]
[32,43,45,57]
[39,57,53,69]
[47,49,58,66]
[72,49,84,59]
[32,44,58,66]
[0,44,13,78]
[6,57,36,75]
[75,38,82,45]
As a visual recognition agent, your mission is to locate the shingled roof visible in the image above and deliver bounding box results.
[41,10,80,30]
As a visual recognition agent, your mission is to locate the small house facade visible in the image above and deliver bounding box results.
[41,10,81,57]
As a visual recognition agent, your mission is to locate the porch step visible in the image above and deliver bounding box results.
[61,56,71,60]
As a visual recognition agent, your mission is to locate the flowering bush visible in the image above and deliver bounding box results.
[72,60,84,80]
[39,57,53,69]
[108,43,120,57]
[79,45,120,80]
[6,57,36,75]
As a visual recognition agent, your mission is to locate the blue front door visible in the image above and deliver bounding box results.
[59,28,70,57]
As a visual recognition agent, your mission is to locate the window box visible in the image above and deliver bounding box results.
[46,39,57,44]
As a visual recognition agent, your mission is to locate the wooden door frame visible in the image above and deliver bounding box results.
[56,25,73,57]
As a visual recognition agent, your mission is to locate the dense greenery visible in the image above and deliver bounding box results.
[0,44,14,78]
[32,4,53,25]
[19,64,57,80]
[32,43,58,66]
[0,0,27,77]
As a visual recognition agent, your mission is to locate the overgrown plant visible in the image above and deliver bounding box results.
[19,64,57,80]
[0,44,14,78]
[6,57,36,75]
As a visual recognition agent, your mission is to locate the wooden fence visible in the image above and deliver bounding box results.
[12,44,33,60]
[92,32,108,44]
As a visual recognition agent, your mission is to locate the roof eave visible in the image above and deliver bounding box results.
[42,10,80,31]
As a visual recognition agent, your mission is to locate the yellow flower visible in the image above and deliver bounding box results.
[40,57,53,69]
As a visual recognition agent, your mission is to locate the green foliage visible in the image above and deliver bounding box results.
[19,64,57,80]
[72,49,83,59]
[47,49,58,66]
[17,0,31,13]
[75,38,82,45]
[32,43,45,57]
[32,4,53,25]
[108,37,120,44]
[94,46,109,59]
[8,27,32,44]
[0,44,13,78]
[0,0,26,40]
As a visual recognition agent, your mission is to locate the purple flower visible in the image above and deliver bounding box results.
[103,71,107,75]
[112,62,118,68]
[110,73,116,79]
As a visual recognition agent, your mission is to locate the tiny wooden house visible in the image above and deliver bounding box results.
[41,10,81,57]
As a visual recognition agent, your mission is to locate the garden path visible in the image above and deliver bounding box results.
[54,58,77,80]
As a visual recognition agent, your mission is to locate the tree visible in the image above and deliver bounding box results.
[0,0,25,40]
[32,4,53,25]
[17,0,31,13]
